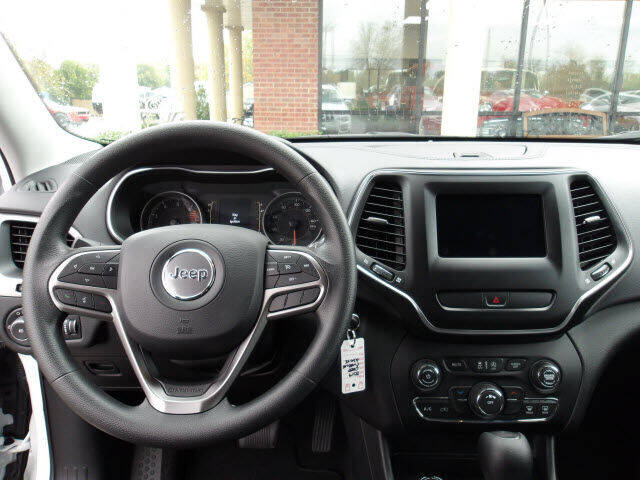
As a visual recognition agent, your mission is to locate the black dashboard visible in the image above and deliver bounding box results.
[1,138,640,438]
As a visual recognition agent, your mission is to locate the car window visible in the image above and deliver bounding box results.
[2,0,640,141]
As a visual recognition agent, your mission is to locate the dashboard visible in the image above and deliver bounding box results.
[1,138,640,439]
[106,167,322,246]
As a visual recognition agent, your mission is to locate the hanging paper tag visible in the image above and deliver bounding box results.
[341,337,366,394]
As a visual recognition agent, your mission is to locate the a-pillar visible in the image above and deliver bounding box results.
[202,0,228,121]
[168,0,198,120]
[225,0,244,123]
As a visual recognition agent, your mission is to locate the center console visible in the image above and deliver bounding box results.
[347,168,630,433]
[350,169,632,335]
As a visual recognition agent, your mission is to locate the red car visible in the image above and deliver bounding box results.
[420,69,570,136]
[43,98,90,127]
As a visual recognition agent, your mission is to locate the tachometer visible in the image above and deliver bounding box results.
[140,191,202,230]
[262,192,321,246]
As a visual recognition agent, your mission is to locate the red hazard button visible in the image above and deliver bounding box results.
[483,292,508,308]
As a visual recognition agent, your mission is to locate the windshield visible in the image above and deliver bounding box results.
[2,0,640,142]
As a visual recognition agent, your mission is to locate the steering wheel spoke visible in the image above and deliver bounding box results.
[48,247,121,320]
[264,247,328,320]
[112,291,271,414]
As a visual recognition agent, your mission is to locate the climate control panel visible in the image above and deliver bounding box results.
[409,356,562,424]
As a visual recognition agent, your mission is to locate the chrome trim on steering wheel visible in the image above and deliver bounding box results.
[48,247,327,414]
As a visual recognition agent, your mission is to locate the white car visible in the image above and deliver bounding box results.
[321,85,352,134]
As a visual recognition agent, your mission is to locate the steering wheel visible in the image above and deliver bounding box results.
[22,122,356,447]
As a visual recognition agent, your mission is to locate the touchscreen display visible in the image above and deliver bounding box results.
[436,194,546,257]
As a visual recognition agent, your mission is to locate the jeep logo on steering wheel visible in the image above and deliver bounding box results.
[168,266,209,282]
[161,249,215,300]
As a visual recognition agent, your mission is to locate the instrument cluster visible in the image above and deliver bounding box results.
[108,168,322,246]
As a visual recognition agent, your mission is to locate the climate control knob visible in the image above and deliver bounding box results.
[469,382,505,419]
[530,360,561,393]
[411,360,442,391]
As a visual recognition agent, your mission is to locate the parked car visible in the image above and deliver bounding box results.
[321,85,352,134]
[42,98,90,127]
[581,92,640,113]
[580,88,610,103]
[420,69,570,136]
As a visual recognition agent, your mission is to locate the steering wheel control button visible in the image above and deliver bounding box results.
[78,263,105,274]
[268,252,300,263]
[591,262,612,281]
[102,263,118,276]
[505,358,527,371]
[300,287,320,305]
[269,294,287,312]
[284,290,304,308]
[265,262,278,276]
[530,360,561,392]
[58,259,83,278]
[76,292,95,310]
[483,292,508,308]
[93,295,112,313]
[161,248,215,300]
[275,272,316,287]
[63,273,106,288]
[63,316,82,339]
[411,360,442,391]
[297,257,319,278]
[278,262,301,274]
[55,288,77,306]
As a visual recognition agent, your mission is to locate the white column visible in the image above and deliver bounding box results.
[225,0,244,123]
[440,0,487,137]
[202,0,228,121]
[168,0,198,120]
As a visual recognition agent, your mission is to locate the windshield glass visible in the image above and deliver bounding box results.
[2,0,640,142]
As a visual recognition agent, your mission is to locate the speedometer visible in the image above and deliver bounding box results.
[140,191,202,230]
[262,192,321,246]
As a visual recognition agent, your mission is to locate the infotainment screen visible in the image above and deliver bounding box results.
[436,194,546,257]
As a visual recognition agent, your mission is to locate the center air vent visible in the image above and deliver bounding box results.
[570,179,617,270]
[10,221,74,269]
[355,180,406,270]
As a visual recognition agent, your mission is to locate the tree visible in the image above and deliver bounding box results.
[137,64,170,89]
[26,58,65,102]
[352,21,401,91]
[55,60,99,102]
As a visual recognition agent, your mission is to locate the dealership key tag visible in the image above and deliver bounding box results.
[341,332,365,394]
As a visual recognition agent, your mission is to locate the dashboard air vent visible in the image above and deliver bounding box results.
[356,180,406,270]
[10,221,74,269]
[570,180,617,270]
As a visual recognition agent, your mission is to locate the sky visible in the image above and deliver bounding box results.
[1,0,638,74]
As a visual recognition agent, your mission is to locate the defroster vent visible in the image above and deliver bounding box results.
[356,180,406,270]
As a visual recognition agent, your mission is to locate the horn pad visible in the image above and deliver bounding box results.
[118,224,268,358]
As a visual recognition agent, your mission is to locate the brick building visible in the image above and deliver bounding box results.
[252,0,320,133]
